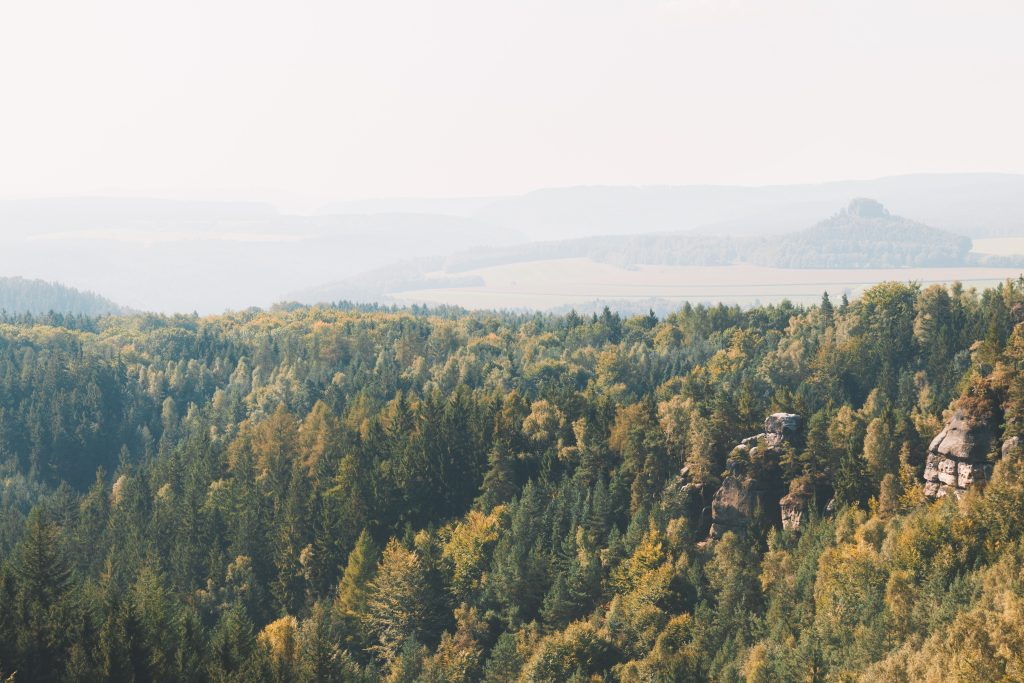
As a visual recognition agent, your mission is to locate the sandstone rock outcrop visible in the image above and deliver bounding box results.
[923,408,999,499]
[707,466,761,539]
[764,412,803,437]
[707,413,802,540]
[780,481,813,532]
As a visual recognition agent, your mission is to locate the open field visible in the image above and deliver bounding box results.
[392,258,1024,310]
[972,237,1024,256]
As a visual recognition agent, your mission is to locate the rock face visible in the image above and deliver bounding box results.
[780,485,812,532]
[923,409,999,499]
[708,467,761,538]
[764,412,803,436]
[707,413,803,540]
[846,197,889,219]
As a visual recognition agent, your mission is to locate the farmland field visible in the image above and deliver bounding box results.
[971,237,1024,256]
[392,258,1024,310]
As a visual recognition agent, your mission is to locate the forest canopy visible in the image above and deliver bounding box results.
[1,280,1024,681]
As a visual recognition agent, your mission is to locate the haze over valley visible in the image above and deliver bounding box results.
[5,175,1024,315]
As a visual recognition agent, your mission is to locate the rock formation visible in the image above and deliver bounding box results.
[923,408,999,499]
[780,480,813,532]
[707,413,803,540]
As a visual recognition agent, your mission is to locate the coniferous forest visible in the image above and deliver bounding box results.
[4,281,1024,682]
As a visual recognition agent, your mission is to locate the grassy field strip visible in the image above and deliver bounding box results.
[393,258,1024,310]
[971,237,1024,255]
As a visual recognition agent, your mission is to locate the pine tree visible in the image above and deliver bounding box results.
[12,508,74,683]
[364,538,445,663]
[334,529,380,651]
[801,409,835,479]
[540,574,574,631]
[132,564,179,681]
[208,603,257,680]
[298,601,346,682]
[820,292,835,331]
[478,446,517,511]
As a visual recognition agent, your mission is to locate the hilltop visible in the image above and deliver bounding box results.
[746,198,973,268]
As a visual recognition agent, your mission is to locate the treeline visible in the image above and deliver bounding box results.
[1,280,1024,681]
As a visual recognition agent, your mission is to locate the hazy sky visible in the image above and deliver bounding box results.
[1,0,1022,205]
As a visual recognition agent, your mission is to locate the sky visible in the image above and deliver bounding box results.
[1,0,1023,207]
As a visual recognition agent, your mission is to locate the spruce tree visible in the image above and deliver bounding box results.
[12,509,74,683]
[334,529,380,651]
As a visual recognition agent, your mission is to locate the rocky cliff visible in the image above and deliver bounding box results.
[923,382,1006,499]
[706,413,803,540]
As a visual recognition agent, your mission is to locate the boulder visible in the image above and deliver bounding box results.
[741,431,786,450]
[764,413,802,436]
[923,405,1001,500]
[929,409,997,462]
[1003,436,1021,459]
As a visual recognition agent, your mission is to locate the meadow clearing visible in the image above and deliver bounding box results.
[392,258,1024,310]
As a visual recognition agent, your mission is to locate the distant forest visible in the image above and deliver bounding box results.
[0,277,122,317]
[446,199,975,272]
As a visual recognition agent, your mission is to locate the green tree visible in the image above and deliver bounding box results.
[11,509,74,683]
[334,529,379,651]
[364,537,446,663]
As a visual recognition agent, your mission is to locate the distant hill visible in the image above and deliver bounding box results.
[746,198,973,268]
[296,198,1015,305]
[0,277,123,316]
[5,174,1024,312]
[444,199,981,272]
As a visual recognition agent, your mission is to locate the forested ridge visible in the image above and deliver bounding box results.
[2,281,1024,681]
[0,277,123,317]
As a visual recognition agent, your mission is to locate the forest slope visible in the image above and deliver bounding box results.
[2,282,1024,681]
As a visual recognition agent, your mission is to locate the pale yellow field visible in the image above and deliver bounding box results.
[972,237,1024,256]
[392,258,1024,310]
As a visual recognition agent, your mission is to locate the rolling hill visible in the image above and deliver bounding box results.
[0,277,123,316]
